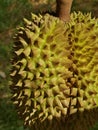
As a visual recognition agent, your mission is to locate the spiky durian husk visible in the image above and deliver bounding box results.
[70,12,98,110]
[10,12,98,130]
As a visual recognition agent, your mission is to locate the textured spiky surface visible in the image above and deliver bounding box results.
[10,12,98,130]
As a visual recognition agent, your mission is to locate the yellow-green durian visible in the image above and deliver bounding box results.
[10,12,98,130]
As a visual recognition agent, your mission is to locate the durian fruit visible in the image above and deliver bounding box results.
[10,12,98,130]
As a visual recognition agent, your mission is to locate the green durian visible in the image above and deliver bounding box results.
[10,12,98,130]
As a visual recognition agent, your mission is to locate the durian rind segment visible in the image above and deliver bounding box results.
[69,12,98,110]
[11,13,75,125]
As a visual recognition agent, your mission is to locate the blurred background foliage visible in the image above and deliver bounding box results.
[0,0,98,130]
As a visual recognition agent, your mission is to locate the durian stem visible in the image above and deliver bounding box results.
[56,0,73,22]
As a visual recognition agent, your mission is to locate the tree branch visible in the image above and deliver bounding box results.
[56,0,73,22]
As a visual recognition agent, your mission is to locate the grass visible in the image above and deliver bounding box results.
[0,0,33,32]
[0,97,27,130]
[0,0,98,130]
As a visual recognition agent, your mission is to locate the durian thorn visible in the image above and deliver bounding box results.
[23,18,32,25]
